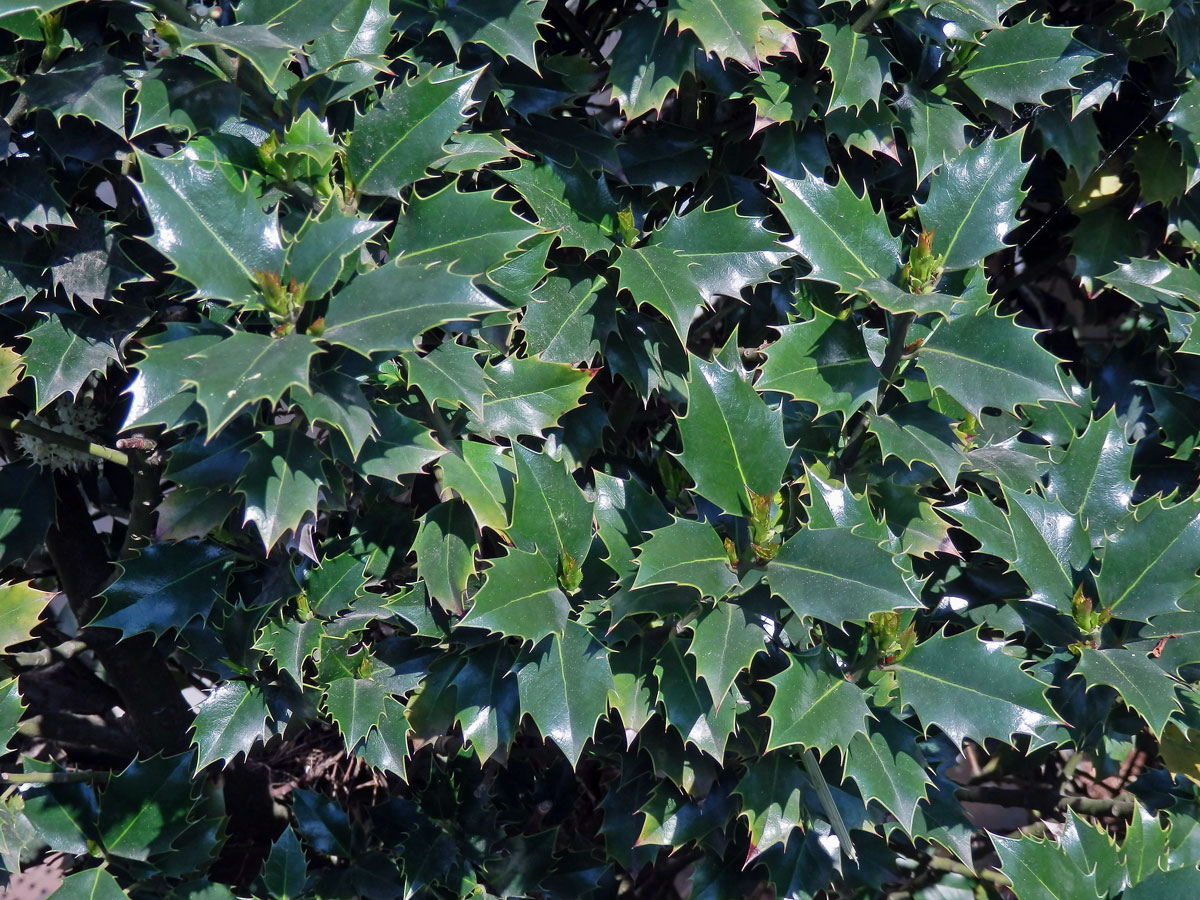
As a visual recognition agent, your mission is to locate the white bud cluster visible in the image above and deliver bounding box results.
[16,402,104,471]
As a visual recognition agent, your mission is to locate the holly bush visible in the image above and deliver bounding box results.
[2,0,1200,897]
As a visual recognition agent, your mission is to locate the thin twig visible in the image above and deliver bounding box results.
[0,770,109,785]
[9,640,89,667]
[2,418,130,468]
[955,784,1137,817]
[925,855,1011,887]
[852,0,893,33]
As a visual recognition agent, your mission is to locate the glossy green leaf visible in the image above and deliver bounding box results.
[239,428,328,550]
[22,313,120,412]
[324,675,388,750]
[816,24,893,113]
[192,680,274,769]
[676,354,791,518]
[767,526,918,626]
[687,600,766,707]
[1096,494,1200,621]
[322,260,503,356]
[516,620,614,765]
[470,356,593,439]
[509,444,593,571]
[632,518,738,600]
[666,0,782,69]
[97,754,195,859]
[458,548,569,643]
[95,541,233,640]
[771,171,901,292]
[654,633,736,760]
[1075,648,1181,737]
[261,827,309,900]
[0,580,50,651]
[134,145,284,306]
[734,752,808,861]
[844,713,930,834]
[346,68,481,198]
[501,158,618,254]
[413,499,476,616]
[607,9,698,120]
[436,440,515,535]
[894,629,1058,748]
[919,308,1069,416]
[391,183,539,277]
[431,0,547,70]
[961,21,1102,111]
[758,310,879,419]
[764,649,871,756]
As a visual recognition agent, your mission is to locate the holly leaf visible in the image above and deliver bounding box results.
[322,260,503,357]
[1074,648,1181,737]
[687,600,766,707]
[284,214,384,303]
[94,541,234,640]
[19,47,128,132]
[256,617,323,682]
[22,313,120,411]
[0,157,72,232]
[606,9,698,120]
[893,628,1058,748]
[293,367,377,460]
[436,440,515,536]
[350,405,444,483]
[1001,486,1088,612]
[654,633,736,760]
[431,0,547,71]
[919,307,1069,416]
[402,343,488,415]
[131,58,240,137]
[1046,409,1136,546]
[192,680,275,769]
[844,712,930,834]
[523,269,612,364]
[632,518,739,600]
[346,67,481,198]
[765,648,871,756]
[238,429,328,550]
[960,20,1102,112]
[261,827,309,900]
[501,158,618,254]
[236,0,342,46]
[758,310,880,419]
[170,23,297,88]
[47,868,130,900]
[1096,494,1200,621]
[134,144,284,306]
[391,183,539,277]
[324,676,389,750]
[458,548,570,643]
[184,332,321,437]
[470,356,593,440]
[735,752,808,861]
[766,526,918,626]
[0,581,51,651]
[893,87,971,183]
[666,0,784,69]
[509,444,593,571]
[413,500,476,616]
[770,171,901,292]
[516,620,614,765]
[918,131,1030,270]
[676,354,791,518]
[993,831,1097,900]
[869,402,966,485]
[816,24,894,113]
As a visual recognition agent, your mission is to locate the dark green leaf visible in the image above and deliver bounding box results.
[516,620,613,765]
[458,548,570,642]
[918,132,1030,270]
[631,518,739,600]
[469,356,593,439]
[771,171,901,292]
[758,311,880,419]
[322,260,502,357]
[22,313,120,411]
[134,144,284,306]
[509,444,593,571]
[606,9,698,120]
[767,526,918,626]
[95,541,233,640]
[431,0,547,70]
[764,648,871,756]
[960,21,1102,112]
[238,428,328,550]
[192,681,274,769]
[687,600,766,706]
[816,24,894,113]
[413,500,476,616]
[1096,494,1200,621]
[346,68,481,198]
[894,628,1057,748]
[676,354,791,518]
